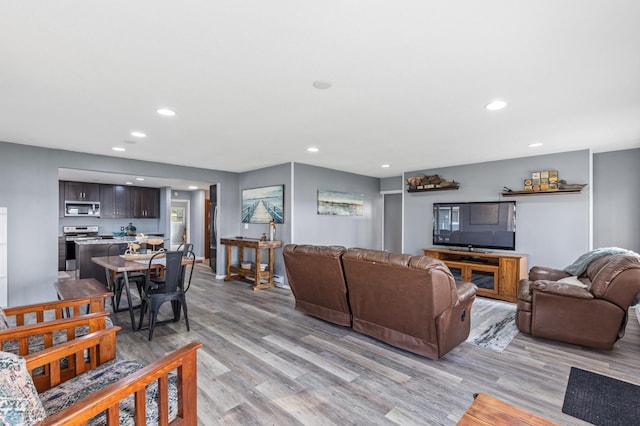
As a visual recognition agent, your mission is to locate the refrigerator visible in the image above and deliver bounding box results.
[209,184,218,272]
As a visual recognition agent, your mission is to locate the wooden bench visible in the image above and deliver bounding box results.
[54,278,113,316]
[1,327,202,425]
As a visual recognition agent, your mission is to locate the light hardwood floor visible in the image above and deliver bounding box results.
[112,264,640,425]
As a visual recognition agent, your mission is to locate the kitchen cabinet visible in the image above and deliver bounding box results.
[59,181,65,218]
[132,187,159,218]
[64,181,100,201]
[100,184,131,218]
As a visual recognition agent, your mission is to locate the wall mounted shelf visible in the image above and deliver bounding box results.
[407,186,459,193]
[501,188,585,197]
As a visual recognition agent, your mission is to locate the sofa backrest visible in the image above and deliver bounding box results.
[282,244,351,326]
[342,248,459,340]
[586,254,640,307]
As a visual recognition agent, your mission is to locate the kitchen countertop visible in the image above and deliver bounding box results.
[76,235,167,245]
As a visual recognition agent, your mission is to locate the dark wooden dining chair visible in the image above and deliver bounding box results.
[107,243,146,310]
[138,251,194,341]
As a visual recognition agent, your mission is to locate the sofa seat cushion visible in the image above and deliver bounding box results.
[0,351,48,424]
[39,359,178,425]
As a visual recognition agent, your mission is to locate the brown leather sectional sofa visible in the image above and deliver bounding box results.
[283,244,477,360]
[516,254,640,349]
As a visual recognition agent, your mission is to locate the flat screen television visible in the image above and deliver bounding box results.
[433,201,516,251]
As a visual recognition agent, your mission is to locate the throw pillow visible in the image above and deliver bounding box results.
[0,351,47,424]
[557,276,588,289]
[0,307,9,330]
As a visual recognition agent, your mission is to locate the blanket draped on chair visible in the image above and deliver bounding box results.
[564,247,640,276]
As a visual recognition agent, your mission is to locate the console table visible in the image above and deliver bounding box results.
[221,237,282,291]
[423,248,527,302]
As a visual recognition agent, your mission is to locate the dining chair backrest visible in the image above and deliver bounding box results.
[146,251,183,294]
[177,243,194,254]
[107,243,127,257]
[181,250,196,292]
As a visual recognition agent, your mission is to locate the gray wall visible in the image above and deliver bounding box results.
[404,150,591,269]
[380,176,403,192]
[293,163,383,249]
[237,163,292,283]
[0,141,238,305]
[593,148,640,252]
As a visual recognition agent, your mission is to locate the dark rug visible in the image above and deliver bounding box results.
[562,367,640,426]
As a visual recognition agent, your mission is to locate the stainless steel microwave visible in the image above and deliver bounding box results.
[64,201,101,217]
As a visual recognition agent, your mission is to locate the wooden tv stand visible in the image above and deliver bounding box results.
[422,248,527,302]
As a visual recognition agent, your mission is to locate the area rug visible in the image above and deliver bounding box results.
[465,297,519,352]
[562,367,640,426]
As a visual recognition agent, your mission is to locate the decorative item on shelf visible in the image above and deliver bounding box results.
[260,233,267,242]
[558,181,587,191]
[406,174,459,192]
[269,219,276,241]
[502,170,586,196]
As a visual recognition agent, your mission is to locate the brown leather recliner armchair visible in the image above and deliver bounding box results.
[516,254,640,349]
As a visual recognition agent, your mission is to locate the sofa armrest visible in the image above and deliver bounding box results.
[25,326,121,393]
[0,312,111,356]
[531,280,594,299]
[3,296,110,326]
[36,341,202,426]
[529,266,571,282]
[456,281,477,303]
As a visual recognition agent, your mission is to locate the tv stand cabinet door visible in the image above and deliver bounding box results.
[499,257,526,301]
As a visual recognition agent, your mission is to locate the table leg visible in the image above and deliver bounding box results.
[122,272,137,330]
[104,268,117,312]
[254,248,262,290]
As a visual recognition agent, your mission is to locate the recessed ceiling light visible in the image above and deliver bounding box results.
[313,80,332,90]
[130,131,147,138]
[485,100,507,111]
[112,147,125,152]
[124,140,136,144]
[188,185,198,190]
[136,177,144,181]
[156,108,176,117]
[307,147,319,153]
[381,164,391,168]
[529,142,544,148]
[125,181,133,185]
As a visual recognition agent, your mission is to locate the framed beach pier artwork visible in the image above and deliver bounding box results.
[317,189,364,216]
[242,185,284,223]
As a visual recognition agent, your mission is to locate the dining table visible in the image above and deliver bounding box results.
[91,253,204,330]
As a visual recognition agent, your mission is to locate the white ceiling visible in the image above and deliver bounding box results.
[2,1,639,179]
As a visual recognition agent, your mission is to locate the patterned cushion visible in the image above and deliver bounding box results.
[0,351,47,424]
[0,307,8,330]
[39,359,178,425]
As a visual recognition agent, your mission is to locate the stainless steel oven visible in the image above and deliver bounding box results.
[63,225,101,270]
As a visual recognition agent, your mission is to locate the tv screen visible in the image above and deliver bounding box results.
[433,201,516,251]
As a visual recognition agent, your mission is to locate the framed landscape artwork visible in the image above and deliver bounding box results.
[241,185,284,223]
[317,189,364,216]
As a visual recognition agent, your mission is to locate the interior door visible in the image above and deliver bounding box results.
[170,203,187,251]
[383,193,402,253]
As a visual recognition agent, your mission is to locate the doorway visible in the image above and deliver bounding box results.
[170,200,190,251]
[383,192,402,253]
